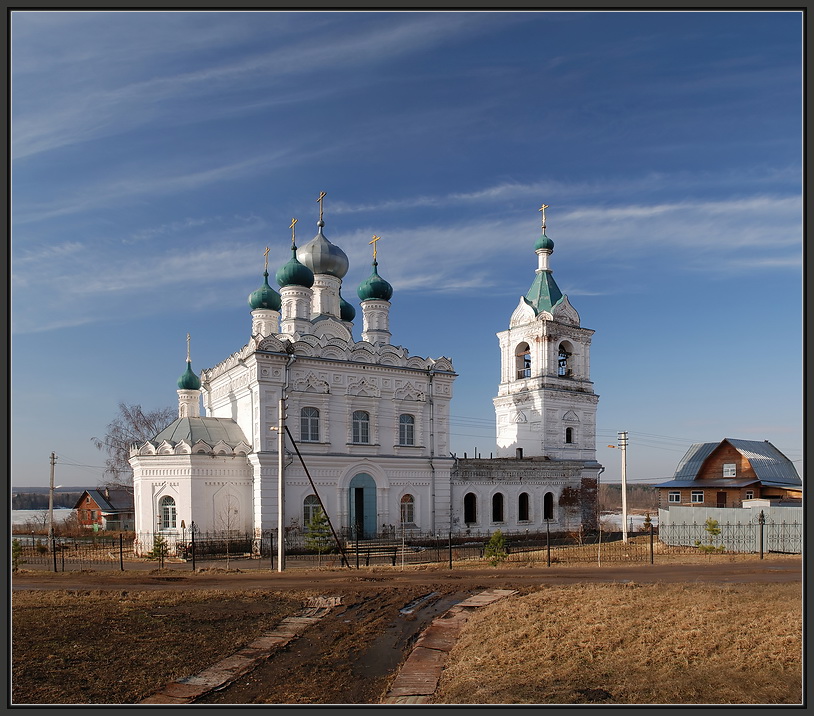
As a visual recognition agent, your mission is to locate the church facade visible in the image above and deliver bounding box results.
[130,199,601,553]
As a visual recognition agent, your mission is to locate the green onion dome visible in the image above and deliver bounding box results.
[357,261,393,302]
[534,233,555,251]
[177,360,201,391]
[248,271,282,311]
[276,246,315,288]
[339,291,356,321]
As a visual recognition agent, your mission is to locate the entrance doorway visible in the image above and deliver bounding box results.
[348,473,377,538]
[716,491,727,508]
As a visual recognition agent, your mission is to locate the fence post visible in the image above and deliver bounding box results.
[191,524,197,571]
[61,547,65,572]
[448,531,453,570]
[119,533,124,571]
[649,521,654,564]
[546,519,551,567]
[758,510,765,559]
[51,534,57,573]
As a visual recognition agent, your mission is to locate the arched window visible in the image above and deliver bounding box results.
[159,495,176,530]
[303,495,321,525]
[543,492,554,521]
[301,407,319,442]
[398,414,415,446]
[400,494,415,525]
[464,493,477,525]
[515,343,531,379]
[492,493,505,523]
[558,343,573,377]
[519,492,530,522]
[352,411,370,444]
[565,427,574,444]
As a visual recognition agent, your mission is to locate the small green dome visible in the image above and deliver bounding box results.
[357,261,393,302]
[177,360,201,391]
[339,291,356,322]
[248,271,282,311]
[534,233,555,251]
[276,247,314,289]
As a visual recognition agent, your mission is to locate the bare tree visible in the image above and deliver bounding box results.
[92,402,175,487]
[217,493,241,571]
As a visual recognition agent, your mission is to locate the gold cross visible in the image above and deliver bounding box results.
[289,218,298,247]
[263,246,270,272]
[369,234,381,260]
[539,203,549,230]
[316,191,327,222]
[186,333,191,363]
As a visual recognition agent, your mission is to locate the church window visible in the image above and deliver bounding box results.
[519,492,530,521]
[722,463,736,477]
[303,495,320,524]
[159,495,176,530]
[464,493,477,525]
[492,493,505,522]
[558,345,572,377]
[301,407,320,442]
[543,492,554,520]
[400,494,415,525]
[565,427,574,444]
[515,343,531,379]
[398,414,415,446]
[352,411,370,444]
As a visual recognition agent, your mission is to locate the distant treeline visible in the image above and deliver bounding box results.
[12,493,83,510]
[598,483,658,512]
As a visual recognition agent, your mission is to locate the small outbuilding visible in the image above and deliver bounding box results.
[655,438,801,510]
[73,488,135,531]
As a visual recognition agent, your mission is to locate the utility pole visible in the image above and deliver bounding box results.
[48,452,57,547]
[618,431,629,544]
[277,397,286,572]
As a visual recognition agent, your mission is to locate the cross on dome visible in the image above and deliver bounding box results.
[289,218,298,247]
[539,203,549,231]
[369,234,381,261]
[263,246,270,272]
[316,191,327,222]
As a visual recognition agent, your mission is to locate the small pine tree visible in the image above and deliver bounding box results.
[694,517,725,554]
[146,535,169,568]
[484,529,507,566]
[12,539,24,572]
[305,507,332,566]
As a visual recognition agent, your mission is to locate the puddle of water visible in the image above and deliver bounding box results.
[399,591,439,615]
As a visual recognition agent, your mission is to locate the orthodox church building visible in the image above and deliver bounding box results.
[130,197,601,552]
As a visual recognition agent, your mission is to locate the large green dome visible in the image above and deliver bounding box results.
[357,261,393,302]
[177,360,201,391]
[248,271,282,311]
[276,247,315,289]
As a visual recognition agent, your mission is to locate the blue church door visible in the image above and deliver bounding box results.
[348,473,377,538]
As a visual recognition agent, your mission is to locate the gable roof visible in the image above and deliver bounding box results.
[73,488,134,512]
[656,438,801,489]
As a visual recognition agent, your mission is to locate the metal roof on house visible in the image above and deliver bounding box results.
[74,488,134,512]
[669,438,801,487]
[150,417,249,448]
[653,478,759,489]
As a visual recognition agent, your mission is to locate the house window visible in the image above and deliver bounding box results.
[518,492,530,521]
[722,463,736,477]
[492,493,505,522]
[464,493,477,525]
[565,427,574,444]
[398,414,415,446]
[90,510,97,521]
[159,495,177,530]
[303,495,320,524]
[745,490,754,500]
[543,492,554,520]
[400,494,415,525]
[516,343,531,379]
[668,491,681,503]
[352,411,370,444]
[691,491,704,504]
[300,407,319,442]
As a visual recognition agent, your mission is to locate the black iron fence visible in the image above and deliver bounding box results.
[11,520,801,573]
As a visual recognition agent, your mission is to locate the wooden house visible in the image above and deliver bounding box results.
[655,438,801,510]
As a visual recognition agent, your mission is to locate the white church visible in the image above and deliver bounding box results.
[130,197,602,553]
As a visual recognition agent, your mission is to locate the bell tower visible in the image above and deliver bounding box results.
[493,205,599,461]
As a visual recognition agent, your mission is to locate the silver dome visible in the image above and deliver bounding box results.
[296,220,349,278]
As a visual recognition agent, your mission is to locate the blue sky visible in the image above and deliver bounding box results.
[11,10,802,489]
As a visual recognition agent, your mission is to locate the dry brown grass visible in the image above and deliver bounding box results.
[12,588,304,704]
[432,582,802,705]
